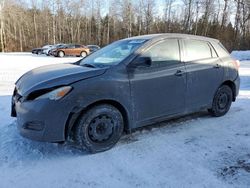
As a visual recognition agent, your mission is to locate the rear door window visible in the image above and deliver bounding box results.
[184,40,213,62]
[68,45,75,49]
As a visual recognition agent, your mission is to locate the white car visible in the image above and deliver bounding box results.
[32,45,53,55]
[43,45,56,56]
[43,44,65,56]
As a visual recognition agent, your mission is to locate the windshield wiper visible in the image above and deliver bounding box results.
[82,63,96,68]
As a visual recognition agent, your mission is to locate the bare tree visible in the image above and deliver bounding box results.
[164,0,174,32]
[1,0,250,52]
[194,1,200,35]
[142,0,155,34]
[240,0,250,38]
[120,0,133,37]
[234,0,243,41]
[0,0,5,52]
[183,0,195,32]
[201,0,215,36]
[221,0,229,28]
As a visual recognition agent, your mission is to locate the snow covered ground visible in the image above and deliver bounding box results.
[0,53,250,188]
[231,50,250,61]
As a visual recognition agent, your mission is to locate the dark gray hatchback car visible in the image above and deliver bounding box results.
[11,34,240,153]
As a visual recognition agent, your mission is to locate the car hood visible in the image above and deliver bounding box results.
[15,63,106,96]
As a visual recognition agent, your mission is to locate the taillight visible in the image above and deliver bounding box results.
[232,60,240,70]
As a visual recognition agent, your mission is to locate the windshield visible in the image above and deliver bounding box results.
[42,45,51,49]
[79,39,147,67]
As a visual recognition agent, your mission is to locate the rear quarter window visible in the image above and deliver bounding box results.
[184,40,212,61]
[210,41,230,58]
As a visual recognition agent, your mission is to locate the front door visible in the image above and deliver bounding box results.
[128,39,187,127]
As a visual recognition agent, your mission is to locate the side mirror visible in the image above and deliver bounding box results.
[131,56,152,68]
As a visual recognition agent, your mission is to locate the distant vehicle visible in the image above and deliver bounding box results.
[12,34,240,153]
[32,45,53,55]
[44,44,65,56]
[87,45,101,53]
[48,44,66,56]
[50,44,90,57]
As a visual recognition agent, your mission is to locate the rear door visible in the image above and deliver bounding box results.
[128,38,187,127]
[74,45,82,55]
[182,39,224,111]
[64,45,75,56]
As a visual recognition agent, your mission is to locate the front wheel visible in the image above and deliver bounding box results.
[208,85,233,117]
[58,51,65,57]
[74,104,124,153]
[80,51,87,58]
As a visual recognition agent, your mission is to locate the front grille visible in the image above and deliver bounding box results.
[23,121,45,131]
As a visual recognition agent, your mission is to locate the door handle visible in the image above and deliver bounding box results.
[175,70,185,76]
[214,64,221,68]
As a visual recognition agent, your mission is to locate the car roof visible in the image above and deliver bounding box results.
[87,45,100,47]
[123,33,219,43]
[42,45,53,48]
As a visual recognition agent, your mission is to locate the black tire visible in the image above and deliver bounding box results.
[80,51,87,58]
[209,85,233,117]
[74,104,124,153]
[58,51,65,57]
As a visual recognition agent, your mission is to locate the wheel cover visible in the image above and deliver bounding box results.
[88,115,114,143]
[81,52,86,57]
[59,51,64,57]
[217,92,229,110]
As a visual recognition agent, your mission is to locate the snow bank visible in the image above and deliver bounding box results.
[0,52,81,95]
[231,51,250,61]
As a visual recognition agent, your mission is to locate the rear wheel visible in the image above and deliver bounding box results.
[74,104,124,153]
[58,51,65,57]
[208,85,233,117]
[80,51,87,58]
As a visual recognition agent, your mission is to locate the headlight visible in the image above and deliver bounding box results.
[35,86,72,101]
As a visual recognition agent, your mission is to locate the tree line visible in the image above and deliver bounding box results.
[0,0,249,52]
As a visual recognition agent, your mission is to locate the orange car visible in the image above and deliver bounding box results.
[51,44,90,57]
